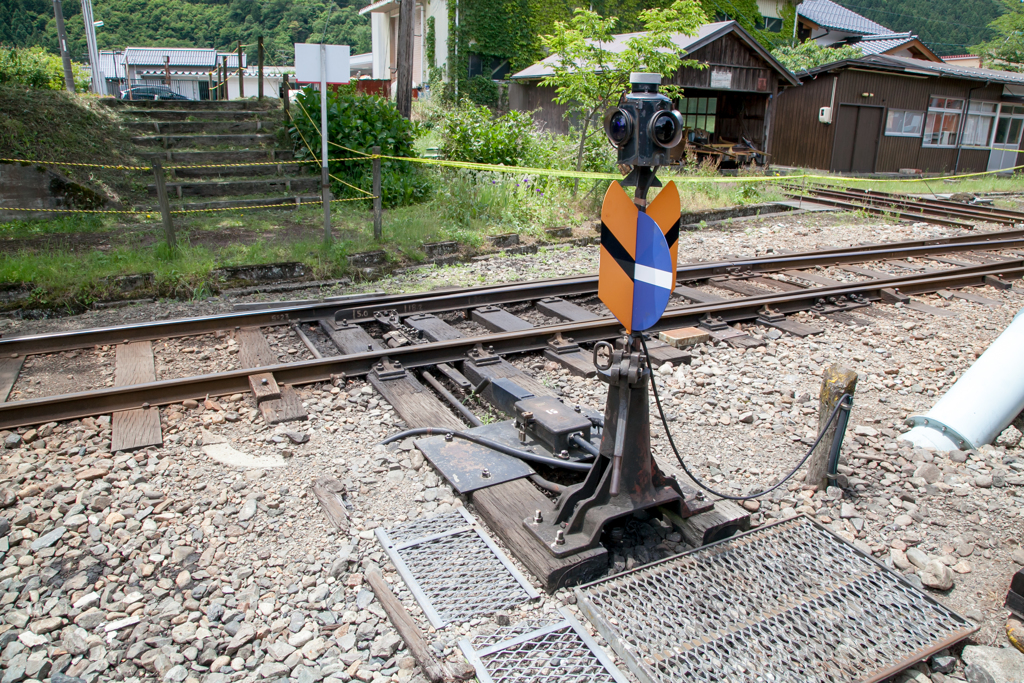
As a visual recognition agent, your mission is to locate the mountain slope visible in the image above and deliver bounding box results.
[833,0,1004,56]
[0,0,370,66]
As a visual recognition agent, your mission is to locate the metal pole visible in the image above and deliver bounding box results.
[372,145,382,241]
[79,0,103,94]
[152,160,177,251]
[258,36,264,101]
[52,0,76,93]
[321,44,332,242]
[237,41,244,98]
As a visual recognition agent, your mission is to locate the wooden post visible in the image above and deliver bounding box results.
[258,36,264,100]
[237,41,244,98]
[164,56,171,86]
[395,0,414,119]
[207,70,213,100]
[365,567,475,682]
[281,73,290,120]
[220,59,227,99]
[152,160,176,251]
[806,364,858,490]
[372,145,382,241]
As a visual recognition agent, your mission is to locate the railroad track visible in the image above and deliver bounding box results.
[0,229,1021,439]
[785,184,1024,229]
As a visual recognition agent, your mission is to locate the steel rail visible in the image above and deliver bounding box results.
[797,185,1021,224]
[3,232,1024,358]
[841,187,1024,221]
[783,191,975,228]
[0,259,1018,429]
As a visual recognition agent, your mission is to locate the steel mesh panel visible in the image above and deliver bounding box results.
[397,530,532,623]
[460,609,629,683]
[384,510,467,546]
[377,508,538,627]
[576,516,976,683]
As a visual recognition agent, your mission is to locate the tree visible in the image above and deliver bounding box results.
[538,0,707,194]
[972,0,1024,71]
[770,41,864,74]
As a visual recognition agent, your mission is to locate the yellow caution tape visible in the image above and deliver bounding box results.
[0,158,151,171]
[168,195,372,214]
[0,206,143,214]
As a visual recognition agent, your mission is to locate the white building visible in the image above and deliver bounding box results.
[359,0,447,93]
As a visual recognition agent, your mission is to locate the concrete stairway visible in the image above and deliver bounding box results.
[103,98,319,211]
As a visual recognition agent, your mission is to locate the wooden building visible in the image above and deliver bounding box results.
[770,54,1024,174]
[508,21,799,163]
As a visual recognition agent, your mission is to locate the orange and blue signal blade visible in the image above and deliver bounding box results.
[599,181,673,333]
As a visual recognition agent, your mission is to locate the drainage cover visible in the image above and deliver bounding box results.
[459,607,629,683]
[376,507,539,628]
[575,515,977,683]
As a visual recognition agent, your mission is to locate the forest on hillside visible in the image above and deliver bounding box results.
[834,0,1004,56]
[0,0,371,65]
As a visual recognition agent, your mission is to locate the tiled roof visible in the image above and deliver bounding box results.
[804,54,1024,86]
[511,21,798,85]
[798,0,892,36]
[97,50,125,79]
[855,33,915,56]
[124,47,218,68]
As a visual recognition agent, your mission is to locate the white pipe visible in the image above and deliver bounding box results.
[900,306,1024,451]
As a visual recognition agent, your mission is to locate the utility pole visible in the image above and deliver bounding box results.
[395,0,414,118]
[79,0,103,94]
[52,0,76,93]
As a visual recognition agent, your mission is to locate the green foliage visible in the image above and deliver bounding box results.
[438,101,535,166]
[0,46,89,91]
[290,86,430,208]
[539,1,706,181]
[771,42,864,73]
[426,16,436,70]
[973,0,1024,70]
[834,0,1004,57]
[701,0,798,48]
[0,0,370,67]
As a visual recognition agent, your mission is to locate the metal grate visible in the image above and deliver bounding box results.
[376,507,539,628]
[576,515,977,683]
[459,607,630,683]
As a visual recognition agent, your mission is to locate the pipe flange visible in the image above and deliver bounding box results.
[903,415,977,451]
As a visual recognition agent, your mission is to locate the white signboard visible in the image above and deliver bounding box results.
[294,43,350,84]
[710,68,733,89]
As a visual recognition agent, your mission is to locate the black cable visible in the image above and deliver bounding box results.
[639,335,850,501]
[380,427,592,472]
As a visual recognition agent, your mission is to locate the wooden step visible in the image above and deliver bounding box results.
[121,109,282,121]
[178,195,320,211]
[149,177,319,198]
[126,120,271,134]
[131,133,278,148]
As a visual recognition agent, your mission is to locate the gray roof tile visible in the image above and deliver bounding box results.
[798,0,893,36]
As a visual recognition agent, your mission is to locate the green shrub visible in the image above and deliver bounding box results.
[0,46,89,91]
[439,101,535,166]
[290,86,431,208]
[464,75,499,107]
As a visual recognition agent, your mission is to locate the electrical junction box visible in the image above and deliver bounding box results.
[819,106,833,124]
[514,396,593,455]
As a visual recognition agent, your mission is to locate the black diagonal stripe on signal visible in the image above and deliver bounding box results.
[600,221,635,281]
[664,219,680,248]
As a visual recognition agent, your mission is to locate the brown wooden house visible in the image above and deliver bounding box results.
[771,54,1024,175]
[508,21,799,164]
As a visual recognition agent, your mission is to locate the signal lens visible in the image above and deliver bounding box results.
[649,110,684,148]
[604,108,633,148]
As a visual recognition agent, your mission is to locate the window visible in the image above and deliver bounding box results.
[762,16,784,32]
[994,104,1024,146]
[678,97,717,134]
[923,97,963,147]
[885,109,924,137]
[962,101,997,147]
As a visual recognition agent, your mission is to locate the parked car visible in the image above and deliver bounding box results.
[120,85,191,101]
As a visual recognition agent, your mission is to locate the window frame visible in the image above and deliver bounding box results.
[961,101,999,148]
[677,97,718,135]
[922,96,965,148]
[884,108,924,138]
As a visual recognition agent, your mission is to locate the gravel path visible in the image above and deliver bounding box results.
[0,210,1022,683]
